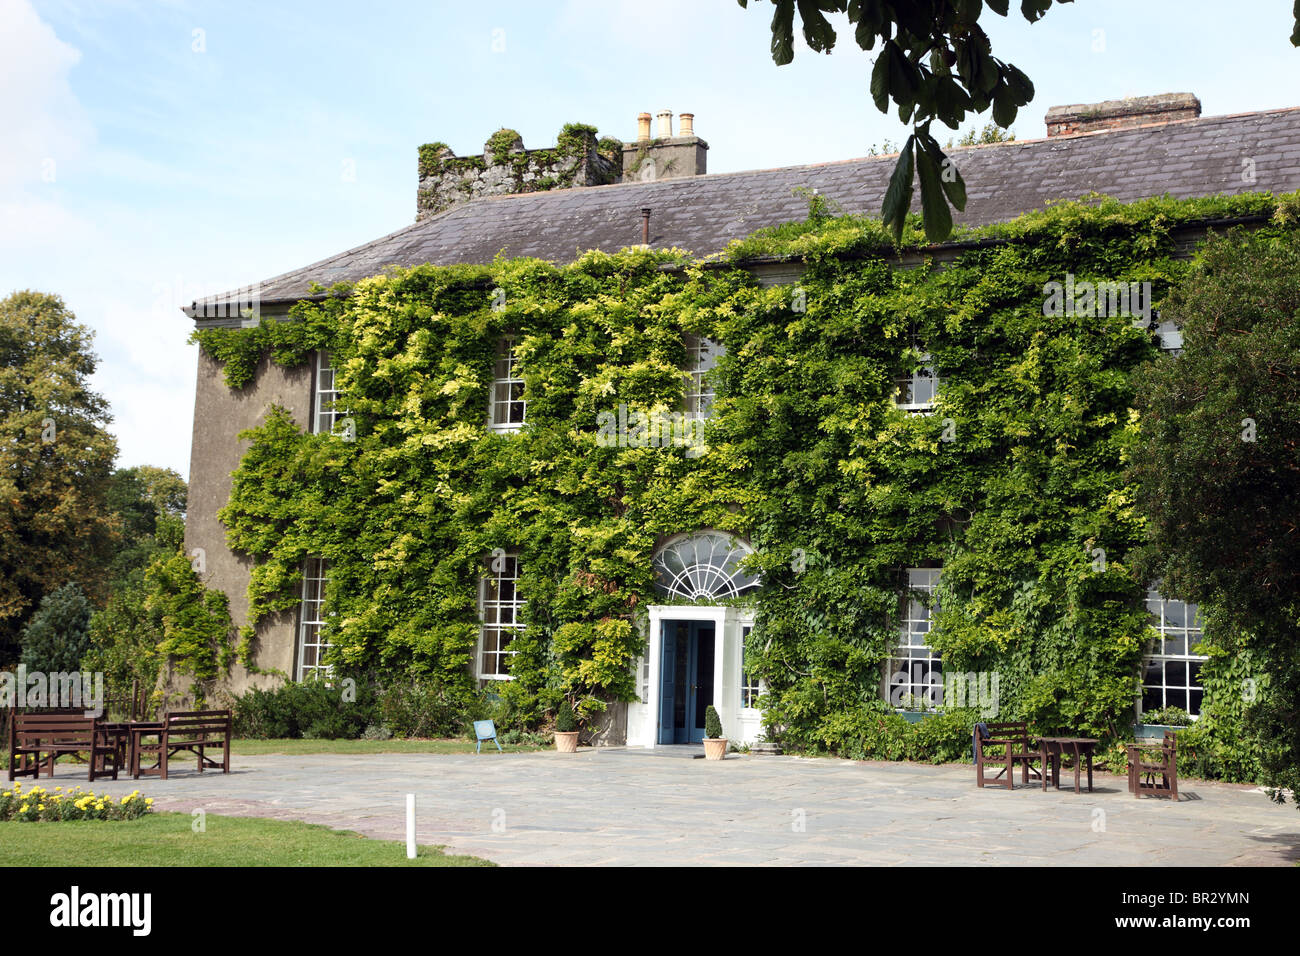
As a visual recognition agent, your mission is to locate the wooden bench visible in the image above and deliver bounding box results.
[131,710,232,780]
[974,721,1042,790]
[6,713,123,782]
[1128,730,1179,800]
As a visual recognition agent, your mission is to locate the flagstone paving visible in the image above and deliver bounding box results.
[36,748,1300,866]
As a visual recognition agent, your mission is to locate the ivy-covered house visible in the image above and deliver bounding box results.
[182,97,1300,754]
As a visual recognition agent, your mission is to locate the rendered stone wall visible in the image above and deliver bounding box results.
[173,348,313,707]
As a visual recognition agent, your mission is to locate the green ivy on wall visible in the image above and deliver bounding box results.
[195,191,1299,763]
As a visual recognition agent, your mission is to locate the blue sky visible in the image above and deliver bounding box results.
[3,0,1298,479]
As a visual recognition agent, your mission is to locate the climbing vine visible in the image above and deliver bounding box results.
[196,191,1300,765]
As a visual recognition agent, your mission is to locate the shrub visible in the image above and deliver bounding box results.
[1141,706,1193,727]
[0,783,153,822]
[19,583,93,674]
[377,681,485,738]
[498,728,553,747]
[232,679,375,739]
[704,704,724,740]
[555,701,577,733]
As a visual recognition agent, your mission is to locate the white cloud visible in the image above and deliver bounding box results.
[0,0,93,190]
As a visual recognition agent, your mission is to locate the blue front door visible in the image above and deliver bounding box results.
[658,620,715,744]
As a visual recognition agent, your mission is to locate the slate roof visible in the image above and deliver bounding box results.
[187,107,1300,317]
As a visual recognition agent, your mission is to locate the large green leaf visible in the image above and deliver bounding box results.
[915,140,954,243]
[880,134,916,242]
[918,130,967,211]
[797,0,840,53]
[770,0,797,65]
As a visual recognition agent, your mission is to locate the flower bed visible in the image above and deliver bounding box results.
[0,783,153,822]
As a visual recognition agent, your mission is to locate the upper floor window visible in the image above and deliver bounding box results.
[1141,588,1206,719]
[314,350,344,434]
[297,557,331,681]
[894,354,938,413]
[479,552,523,682]
[1154,319,1184,353]
[684,335,724,419]
[885,567,942,709]
[489,337,526,433]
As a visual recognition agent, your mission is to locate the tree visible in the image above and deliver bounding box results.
[1130,222,1300,804]
[947,121,1015,147]
[0,291,118,662]
[82,573,164,698]
[740,0,1300,242]
[83,465,187,695]
[99,465,187,589]
[18,582,94,674]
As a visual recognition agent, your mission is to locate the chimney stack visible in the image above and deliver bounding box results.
[1045,93,1201,137]
[622,110,708,184]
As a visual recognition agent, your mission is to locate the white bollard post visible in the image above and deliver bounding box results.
[406,793,416,859]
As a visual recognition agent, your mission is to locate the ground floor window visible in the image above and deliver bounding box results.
[740,623,760,709]
[296,557,331,681]
[1142,588,1207,718]
[479,553,523,682]
[885,567,942,709]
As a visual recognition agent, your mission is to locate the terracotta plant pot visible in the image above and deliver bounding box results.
[554,731,579,753]
[703,737,728,760]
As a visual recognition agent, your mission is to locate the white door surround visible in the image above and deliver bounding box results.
[627,603,757,748]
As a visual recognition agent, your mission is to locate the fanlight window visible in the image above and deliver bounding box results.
[652,532,760,601]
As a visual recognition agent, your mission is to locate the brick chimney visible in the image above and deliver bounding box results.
[621,110,708,184]
[1045,93,1201,137]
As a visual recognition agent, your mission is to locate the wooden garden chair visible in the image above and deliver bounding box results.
[1127,730,1179,800]
[974,721,1043,790]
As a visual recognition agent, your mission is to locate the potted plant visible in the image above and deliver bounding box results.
[554,700,579,753]
[703,705,727,760]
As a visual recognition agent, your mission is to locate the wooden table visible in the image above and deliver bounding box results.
[1039,737,1098,793]
[101,721,163,778]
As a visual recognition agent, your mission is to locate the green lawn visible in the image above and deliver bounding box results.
[0,812,493,866]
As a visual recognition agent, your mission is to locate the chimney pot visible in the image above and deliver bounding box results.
[679,112,695,136]
[656,110,673,138]
[637,112,652,142]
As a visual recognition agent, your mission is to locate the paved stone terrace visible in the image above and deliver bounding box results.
[32,748,1300,866]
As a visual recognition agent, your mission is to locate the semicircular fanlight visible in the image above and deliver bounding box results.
[651,531,760,601]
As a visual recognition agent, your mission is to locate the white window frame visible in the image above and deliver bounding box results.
[296,557,332,681]
[488,336,526,433]
[884,568,942,710]
[313,350,344,435]
[1141,588,1207,719]
[740,623,762,710]
[478,552,524,682]
[684,334,724,420]
[894,353,938,413]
